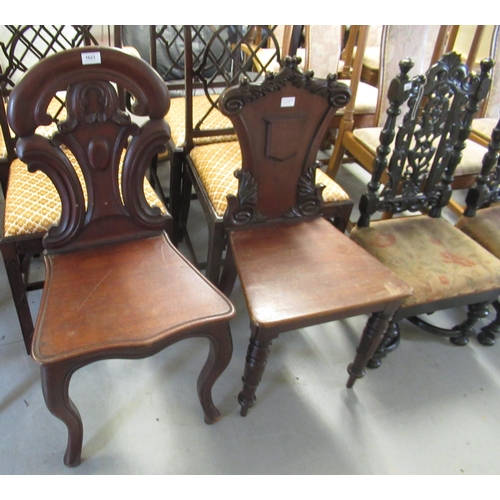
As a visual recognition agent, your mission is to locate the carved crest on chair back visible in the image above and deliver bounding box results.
[358,52,494,227]
[7,47,171,252]
[219,56,351,227]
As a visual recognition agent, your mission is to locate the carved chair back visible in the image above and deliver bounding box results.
[357,52,493,228]
[7,47,171,253]
[184,25,286,150]
[218,57,351,227]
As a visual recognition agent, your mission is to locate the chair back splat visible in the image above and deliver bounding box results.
[220,56,350,226]
[357,53,493,228]
[7,47,235,467]
[9,47,171,252]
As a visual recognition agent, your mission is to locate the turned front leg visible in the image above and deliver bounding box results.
[40,362,83,467]
[238,326,273,417]
[347,311,392,388]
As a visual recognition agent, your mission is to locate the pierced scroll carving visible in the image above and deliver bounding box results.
[225,169,265,227]
[284,163,324,219]
[225,163,324,228]
[358,52,494,227]
[9,47,171,251]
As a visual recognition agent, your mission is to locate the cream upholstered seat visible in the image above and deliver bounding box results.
[190,140,351,219]
[3,156,167,239]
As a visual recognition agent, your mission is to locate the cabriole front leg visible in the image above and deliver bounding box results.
[40,362,83,467]
[196,322,234,424]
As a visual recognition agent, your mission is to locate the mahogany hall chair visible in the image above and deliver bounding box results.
[456,115,500,345]
[7,46,235,466]
[181,26,353,283]
[349,54,500,369]
[217,57,412,416]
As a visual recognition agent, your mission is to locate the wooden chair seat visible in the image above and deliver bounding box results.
[4,155,166,239]
[230,217,411,328]
[350,126,488,177]
[350,216,500,311]
[32,232,234,363]
[189,140,351,219]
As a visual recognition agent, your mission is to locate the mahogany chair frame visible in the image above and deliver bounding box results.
[217,58,412,416]
[7,46,235,467]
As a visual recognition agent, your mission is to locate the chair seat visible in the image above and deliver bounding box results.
[190,141,351,218]
[230,217,411,330]
[350,216,500,310]
[352,127,488,177]
[337,80,378,115]
[3,155,167,239]
[471,117,499,144]
[166,95,236,148]
[32,232,235,363]
[456,204,500,257]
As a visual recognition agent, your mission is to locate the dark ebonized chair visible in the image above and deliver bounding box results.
[7,46,235,466]
[348,53,500,368]
[180,26,354,283]
[217,58,412,416]
[456,115,500,345]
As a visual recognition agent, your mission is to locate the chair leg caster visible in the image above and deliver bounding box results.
[477,330,496,346]
[449,334,469,346]
[238,392,254,417]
